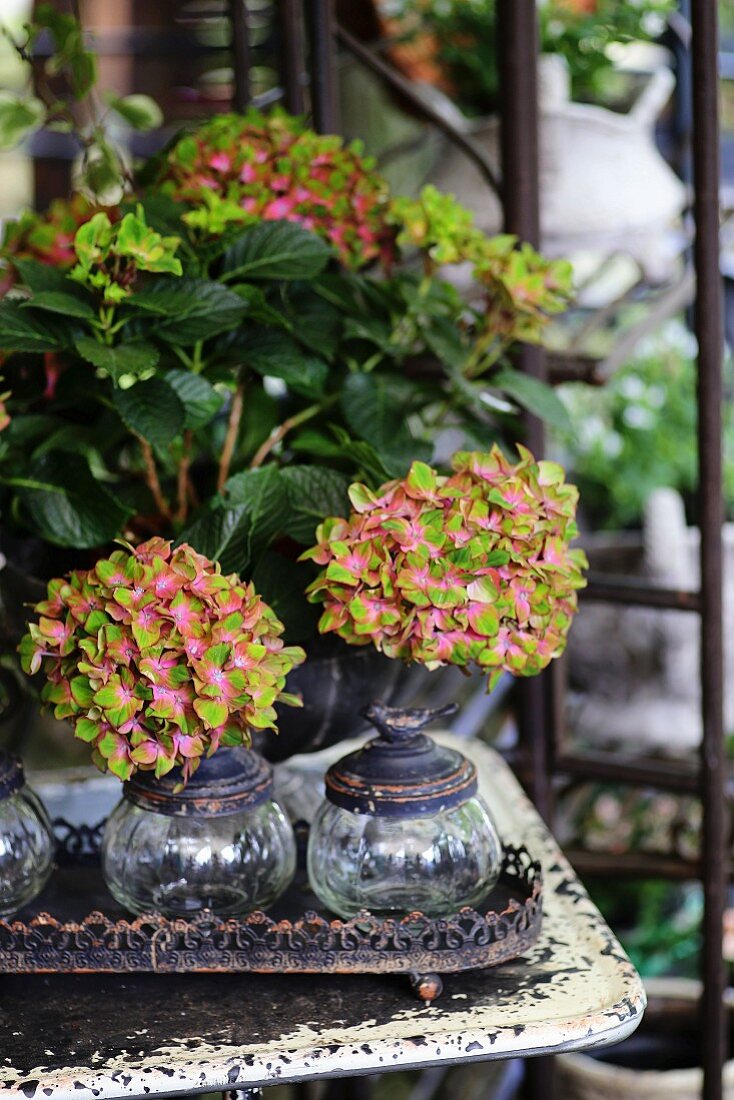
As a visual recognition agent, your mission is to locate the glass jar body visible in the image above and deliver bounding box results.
[0,785,55,917]
[307,796,502,919]
[102,797,296,918]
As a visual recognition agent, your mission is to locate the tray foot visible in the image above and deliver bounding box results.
[409,971,443,1003]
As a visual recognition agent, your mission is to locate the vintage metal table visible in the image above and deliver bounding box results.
[0,737,645,1100]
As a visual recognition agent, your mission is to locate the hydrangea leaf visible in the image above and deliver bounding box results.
[0,300,65,353]
[107,93,163,132]
[221,220,333,282]
[165,370,224,429]
[0,93,46,150]
[193,697,228,730]
[19,451,132,549]
[112,377,186,446]
[128,278,248,343]
[75,337,160,383]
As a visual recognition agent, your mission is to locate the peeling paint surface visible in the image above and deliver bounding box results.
[0,739,645,1098]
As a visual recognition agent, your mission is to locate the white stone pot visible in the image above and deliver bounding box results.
[422,54,686,283]
[557,978,734,1100]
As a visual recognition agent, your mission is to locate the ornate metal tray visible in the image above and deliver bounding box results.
[0,819,541,1001]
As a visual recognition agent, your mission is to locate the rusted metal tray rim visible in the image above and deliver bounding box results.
[0,846,542,985]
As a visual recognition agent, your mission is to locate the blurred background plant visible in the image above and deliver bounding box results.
[0,3,162,201]
[553,321,734,530]
[588,877,702,978]
[381,0,676,117]
[558,779,703,979]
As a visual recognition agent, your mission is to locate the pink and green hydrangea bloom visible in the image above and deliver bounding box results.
[0,193,102,294]
[155,109,396,270]
[19,539,305,783]
[302,446,587,691]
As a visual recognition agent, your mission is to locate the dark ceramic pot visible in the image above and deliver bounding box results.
[256,637,426,762]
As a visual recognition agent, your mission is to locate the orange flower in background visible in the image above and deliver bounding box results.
[556,0,599,12]
[382,22,449,89]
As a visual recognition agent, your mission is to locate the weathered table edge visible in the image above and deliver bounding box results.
[0,976,644,1100]
[0,740,646,1099]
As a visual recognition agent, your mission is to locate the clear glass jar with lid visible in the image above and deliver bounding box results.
[102,746,296,918]
[0,751,55,917]
[307,703,502,919]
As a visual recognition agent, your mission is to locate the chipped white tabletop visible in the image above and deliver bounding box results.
[0,739,645,1099]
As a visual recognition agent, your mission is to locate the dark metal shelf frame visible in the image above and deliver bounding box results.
[491,3,727,1099]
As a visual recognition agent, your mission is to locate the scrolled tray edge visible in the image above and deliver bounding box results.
[0,845,542,985]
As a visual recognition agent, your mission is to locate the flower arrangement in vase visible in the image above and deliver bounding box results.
[19,538,304,916]
[302,446,586,918]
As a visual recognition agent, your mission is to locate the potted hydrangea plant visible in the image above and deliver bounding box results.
[19,537,305,916]
[0,9,573,758]
[18,444,586,916]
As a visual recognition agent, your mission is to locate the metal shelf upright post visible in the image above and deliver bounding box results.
[491,2,727,1097]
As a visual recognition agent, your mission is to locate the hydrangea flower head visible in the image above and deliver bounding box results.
[0,194,105,294]
[302,447,587,689]
[390,187,573,343]
[155,109,395,269]
[20,539,305,782]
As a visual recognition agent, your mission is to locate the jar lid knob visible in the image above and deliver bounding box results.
[363,701,459,743]
[325,700,475,816]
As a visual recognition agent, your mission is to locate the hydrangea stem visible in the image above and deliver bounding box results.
[250,395,338,469]
[139,437,172,521]
[217,380,245,492]
[175,429,194,524]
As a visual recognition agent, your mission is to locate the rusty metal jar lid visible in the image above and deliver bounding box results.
[0,751,24,799]
[324,701,478,817]
[123,746,273,818]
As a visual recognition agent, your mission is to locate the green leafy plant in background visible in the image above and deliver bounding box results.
[589,877,701,979]
[392,0,675,117]
[0,4,161,198]
[553,323,734,530]
[0,10,573,644]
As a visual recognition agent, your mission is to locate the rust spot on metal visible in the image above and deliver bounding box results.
[409,972,444,1004]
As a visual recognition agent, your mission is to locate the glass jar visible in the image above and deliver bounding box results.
[0,752,55,917]
[307,702,503,919]
[102,747,296,918]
